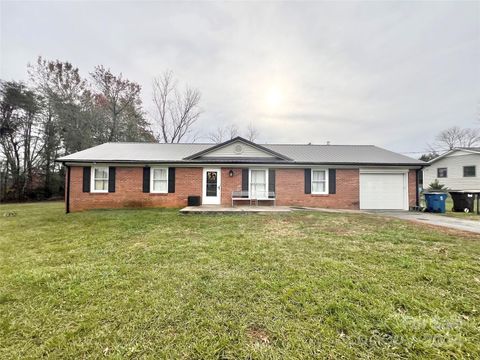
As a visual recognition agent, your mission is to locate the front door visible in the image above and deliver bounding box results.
[202,168,221,205]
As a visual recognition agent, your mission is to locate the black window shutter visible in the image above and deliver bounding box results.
[268,169,275,198]
[143,167,150,193]
[168,168,175,193]
[83,166,91,192]
[328,169,336,194]
[108,167,116,192]
[242,168,249,192]
[304,169,311,194]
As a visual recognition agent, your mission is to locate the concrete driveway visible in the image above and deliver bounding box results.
[368,211,480,234]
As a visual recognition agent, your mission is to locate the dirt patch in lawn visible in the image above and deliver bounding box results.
[247,325,271,346]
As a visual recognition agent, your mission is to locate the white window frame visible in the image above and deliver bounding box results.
[437,167,448,178]
[311,168,329,195]
[150,167,169,193]
[249,168,269,199]
[91,166,109,193]
[463,165,476,178]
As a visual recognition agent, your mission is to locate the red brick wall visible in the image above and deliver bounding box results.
[68,166,202,212]
[66,166,419,212]
[275,168,360,209]
[220,168,242,206]
[408,169,417,207]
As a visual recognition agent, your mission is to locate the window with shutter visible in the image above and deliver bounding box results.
[91,166,109,193]
[150,167,168,193]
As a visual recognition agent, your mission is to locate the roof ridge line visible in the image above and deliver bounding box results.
[104,142,215,145]
[102,142,377,147]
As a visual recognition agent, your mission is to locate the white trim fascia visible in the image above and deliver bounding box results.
[64,162,424,169]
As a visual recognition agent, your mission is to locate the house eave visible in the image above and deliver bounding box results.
[57,158,425,168]
[428,148,480,164]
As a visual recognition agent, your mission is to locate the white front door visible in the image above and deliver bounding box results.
[202,168,221,205]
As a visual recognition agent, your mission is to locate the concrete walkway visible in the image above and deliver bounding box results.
[180,205,292,214]
[366,211,480,234]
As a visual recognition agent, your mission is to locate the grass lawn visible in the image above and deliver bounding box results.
[1,202,479,359]
[442,197,480,221]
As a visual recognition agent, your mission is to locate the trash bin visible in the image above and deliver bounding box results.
[424,192,446,213]
[449,191,475,213]
[187,195,201,206]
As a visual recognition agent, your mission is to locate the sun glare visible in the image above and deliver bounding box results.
[265,86,283,110]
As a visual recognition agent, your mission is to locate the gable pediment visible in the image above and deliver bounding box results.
[184,137,291,161]
[430,148,480,164]
[202,141,273,158]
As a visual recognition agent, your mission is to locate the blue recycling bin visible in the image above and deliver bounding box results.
[424,192,446,213]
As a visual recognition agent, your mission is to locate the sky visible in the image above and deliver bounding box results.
[0,1,479,156]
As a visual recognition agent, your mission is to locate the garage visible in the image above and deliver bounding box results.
[360,170,409,210]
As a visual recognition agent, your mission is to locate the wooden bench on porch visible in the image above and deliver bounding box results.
[231,190,276,207]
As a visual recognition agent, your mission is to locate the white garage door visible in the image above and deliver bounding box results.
[360,172,408,210]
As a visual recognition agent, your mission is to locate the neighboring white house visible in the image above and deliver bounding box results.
[423,148,480,190]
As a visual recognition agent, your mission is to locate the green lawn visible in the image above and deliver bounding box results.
[1,202,479,359]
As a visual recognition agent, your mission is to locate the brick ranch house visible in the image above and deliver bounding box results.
[57,137,426,213]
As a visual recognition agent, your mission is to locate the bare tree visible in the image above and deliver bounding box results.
[433,126,480,150]
[152,71,201,143]
[245,122,259,142]
[208,122,259,143]
[460,128,480,147]
[208,124,238,143]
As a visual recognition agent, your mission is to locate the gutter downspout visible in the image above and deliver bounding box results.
[66,164,71,214]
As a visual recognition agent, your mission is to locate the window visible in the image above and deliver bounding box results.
[437,168,447,178]
[250,169,268,199]
[312,169,328,194]
[463,166,476,177]
[92,166,109,192]
[151,167,168,193]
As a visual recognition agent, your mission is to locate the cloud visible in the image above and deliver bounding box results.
[1,1,478,154]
